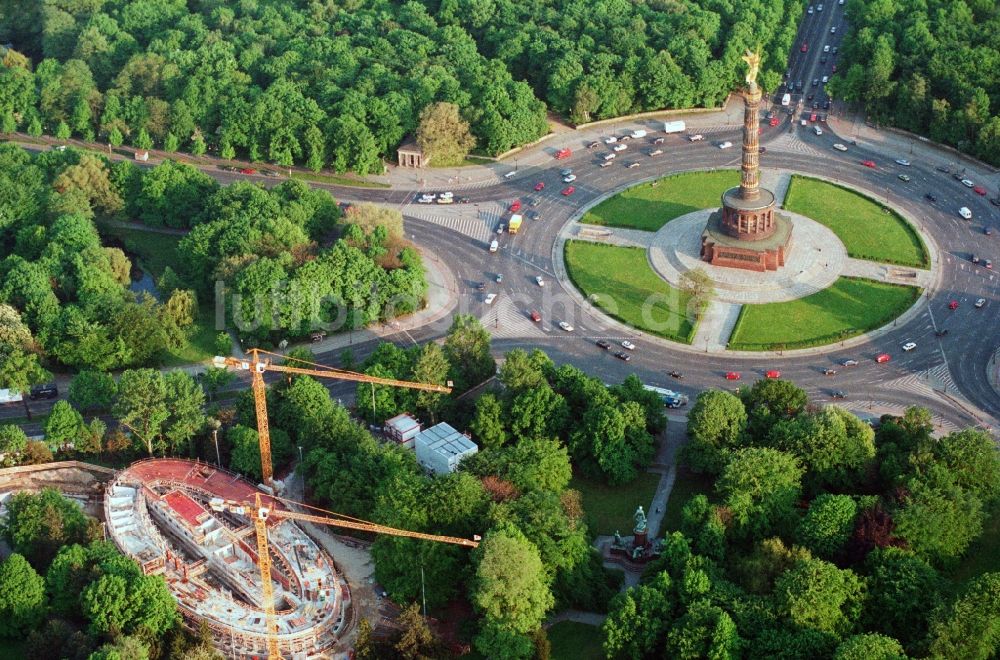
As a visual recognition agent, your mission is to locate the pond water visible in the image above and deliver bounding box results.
[129,270,162,300]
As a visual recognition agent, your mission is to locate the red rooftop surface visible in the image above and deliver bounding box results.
[163,490,208,528]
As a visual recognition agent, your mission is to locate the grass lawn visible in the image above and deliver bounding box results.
[662,468,715,533]
[783,175,928,267]
[728,277,921,351]
[571,471,661,537]
[564,242,696,343]
[290,170,390,188]
[580,170,739,232]
[98,223,218,365]
[949,506,1000,586]
[549,621,605,660]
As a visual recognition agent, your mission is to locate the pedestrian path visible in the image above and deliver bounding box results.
[767,130,828,158]
[691,301,743,351]
[568,223,653,249]
[842,258,932,285]
[841,399,960,433]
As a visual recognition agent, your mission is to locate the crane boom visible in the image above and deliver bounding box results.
[253,493,281,659]
[212,349,451,486]
[271,508,479,548]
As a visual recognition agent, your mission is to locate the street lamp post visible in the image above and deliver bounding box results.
[297,445,303,463]
[212,428,220,466]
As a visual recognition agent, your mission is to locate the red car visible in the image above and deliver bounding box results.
[801,43,809,53]
[530,310,541,322]
[974,185,987,196]
[510,200,522,212]
[861,160,877,168]
[809,113,817,122]
[555,148,572,159]
[240,168,257,175]
[769,116,779,127]
[534,182,545,191]
[765,370,781,379]
[875,353,891,363]
[725,371,741,380]
[832,64,837,73]
[949,300,959,310]
[562,186,575,196]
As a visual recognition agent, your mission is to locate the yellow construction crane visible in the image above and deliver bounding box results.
[211,348,459,658]
[209,493,478,659]
[213,348,451,488]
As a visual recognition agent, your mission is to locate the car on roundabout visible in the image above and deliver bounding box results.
[961,178,975,188]
[925,193,937,202]
[530,310,541,322]
[898,174,911,182]
[861,160,876,168]
[833,143,848,151]
[842,359,859,366]
[974,185,987,196]
[558,321,574,332]
[534,181,545,191]
[895,158,911,166]
[669,370,684,379]
[975,298,986,308]
[765,370,781,379]
[535,276,544,287]
[496,273,503,283]
[603,153,616,161]
[959,207,973,219]
[560,168,573,176]
[596,339,612,350]
[615,351,631,362]
[875,353,891,363]
[902,342,917,352]
[725,371,741,380]
[949,300,959,310]
[626,162,640,169]
[649,149,663,156]
[510,200,522,212]
[599,161,613,168]
[831,391,846,399]
[562,186,576,196]
[613,143,628,152]
[563,174,577,183]
[587,141,601,149]
[822,368,837,376]
[621,340,636,350]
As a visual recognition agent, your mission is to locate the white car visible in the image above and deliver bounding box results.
[417,197,434,204]
[613,143,628,152]
[599,161,613,168]
[962,179,974,187]
[814,127,823,136]
[603,153,616,161]
[895,159,911,166]
[975,298,986,308]
[821,76,829,84]
[621,340,636,350]
[535,276,544,287]
[436,196,453,204]
[902,342,917,352]
[830,26,836,33]
[497,224,506,234]
[718,141,733,149]
[558,321,574,332]
[959,207,973,219]
[898,174,911,182]
[605,136,618,144]
[833,143,848,151]
[689,134,704,141]
[563,174,577,183]
[484,293,497,305]
[649,149,663,156]
[823,45,830,53]
[440,191,454,198]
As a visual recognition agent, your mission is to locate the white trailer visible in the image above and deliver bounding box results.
[663,120,686,134]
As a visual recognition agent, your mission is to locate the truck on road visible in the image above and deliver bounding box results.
[508,214,523,234]
[663,120,686,134]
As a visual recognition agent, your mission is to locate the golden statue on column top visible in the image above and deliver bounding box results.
[742,48,761,88]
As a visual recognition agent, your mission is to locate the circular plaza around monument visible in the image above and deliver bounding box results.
[561,170,934,353]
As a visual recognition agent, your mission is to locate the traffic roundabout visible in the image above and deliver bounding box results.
[560,169,932,354]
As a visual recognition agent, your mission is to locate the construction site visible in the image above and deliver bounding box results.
[105,458,348,659]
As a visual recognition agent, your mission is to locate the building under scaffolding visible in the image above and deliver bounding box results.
[104,458,349,659]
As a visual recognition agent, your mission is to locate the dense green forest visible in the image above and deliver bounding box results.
[0,144,424,386]
[0,0,799,171]
[603,382,1000,659]
[831,0,1000,166]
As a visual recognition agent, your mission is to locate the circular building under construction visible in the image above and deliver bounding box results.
[104,459,348,659]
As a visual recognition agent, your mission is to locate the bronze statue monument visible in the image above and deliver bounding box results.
[701,48,793,272]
